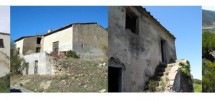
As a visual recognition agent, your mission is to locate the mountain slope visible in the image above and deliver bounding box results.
[203,9,215,27]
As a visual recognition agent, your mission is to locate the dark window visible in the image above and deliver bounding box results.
[37,37,42,44]
[126,9,138,34]
[36,47,41,53]
[0,39,4,48]
[53,41,59,53]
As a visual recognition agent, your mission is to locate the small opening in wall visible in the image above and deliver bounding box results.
[37,37,42,44]
[36,47,41,53]
[126,8,138,34]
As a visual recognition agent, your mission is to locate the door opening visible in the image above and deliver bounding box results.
[108,67,122,92]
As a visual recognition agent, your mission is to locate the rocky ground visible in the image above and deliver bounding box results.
[11,58,107,92]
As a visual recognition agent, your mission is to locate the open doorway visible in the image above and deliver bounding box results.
[108,67,122,92]
[34,60,38,74]
[161,39,167,64]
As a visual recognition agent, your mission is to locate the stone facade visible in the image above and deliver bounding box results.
[0,32,10,77]
[15,23,107,75]
[108,6,177,92]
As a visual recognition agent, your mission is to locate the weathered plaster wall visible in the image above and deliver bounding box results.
[0,33,10,57]
[108,6,176,92]
[73,24,108,61]
[43,27,73,53]
[23,53,53,75]
[15,39,24,56]
[0,52,10,77]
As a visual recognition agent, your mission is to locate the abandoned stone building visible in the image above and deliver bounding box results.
[0,32,10,77]
[15,23,107,75]
[108,6,178,92]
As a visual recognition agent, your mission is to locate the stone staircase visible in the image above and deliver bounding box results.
[144,60,189,92]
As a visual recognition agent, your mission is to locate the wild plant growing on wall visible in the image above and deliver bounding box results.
[66,50,80,59]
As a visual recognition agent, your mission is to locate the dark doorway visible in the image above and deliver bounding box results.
[34,60,38,74]
[108,67,122,92]
[161,39,167,63]
[53,41,59,53]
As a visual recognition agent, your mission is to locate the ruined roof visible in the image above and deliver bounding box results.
[44,22,98,36]
[0,32,10,35]
[134,6,176,40]
[15,34,43,42]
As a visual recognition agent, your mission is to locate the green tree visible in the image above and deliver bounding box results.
[10,41,22,75]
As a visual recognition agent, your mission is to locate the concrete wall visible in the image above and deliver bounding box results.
[0,33,10,57]
[73,24,108,61]
[108,6,176,92]
[0,52,10,77]
[15,39,24,56]
[23,53,54,75]
[43,27,73,53]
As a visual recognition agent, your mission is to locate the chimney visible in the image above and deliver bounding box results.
[48,29,52,33]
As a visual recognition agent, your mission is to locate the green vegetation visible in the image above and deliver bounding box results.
[10,42,22,75]
[202,31,215,92]
[0,74,10,92]
[179,62,191,77]
[202,59,215,92]
[10,41,27,75]
[66,50,80,59]
[202,31,215,57]
[193,79,202,92]
[144,79,158,92]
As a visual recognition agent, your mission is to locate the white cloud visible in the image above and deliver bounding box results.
[202,6,215,11]
[0,6,10,33]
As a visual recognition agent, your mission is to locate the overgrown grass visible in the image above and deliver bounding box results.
[194,83,202,92]
[0,74,10,92]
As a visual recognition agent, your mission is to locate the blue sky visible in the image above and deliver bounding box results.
[11,6,202,79]
[145,6,202,79]
[11,6,108,40]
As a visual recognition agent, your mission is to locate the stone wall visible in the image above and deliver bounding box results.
[172,60,193,92]
[73,24,108,61]
[108,6,176,92]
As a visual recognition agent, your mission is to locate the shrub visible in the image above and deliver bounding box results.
[66,50,80,59]
[179,62,191,77]
[145,79,158,92]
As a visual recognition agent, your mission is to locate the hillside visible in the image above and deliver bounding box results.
[202,9,215,27]
[11,58,107,92]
